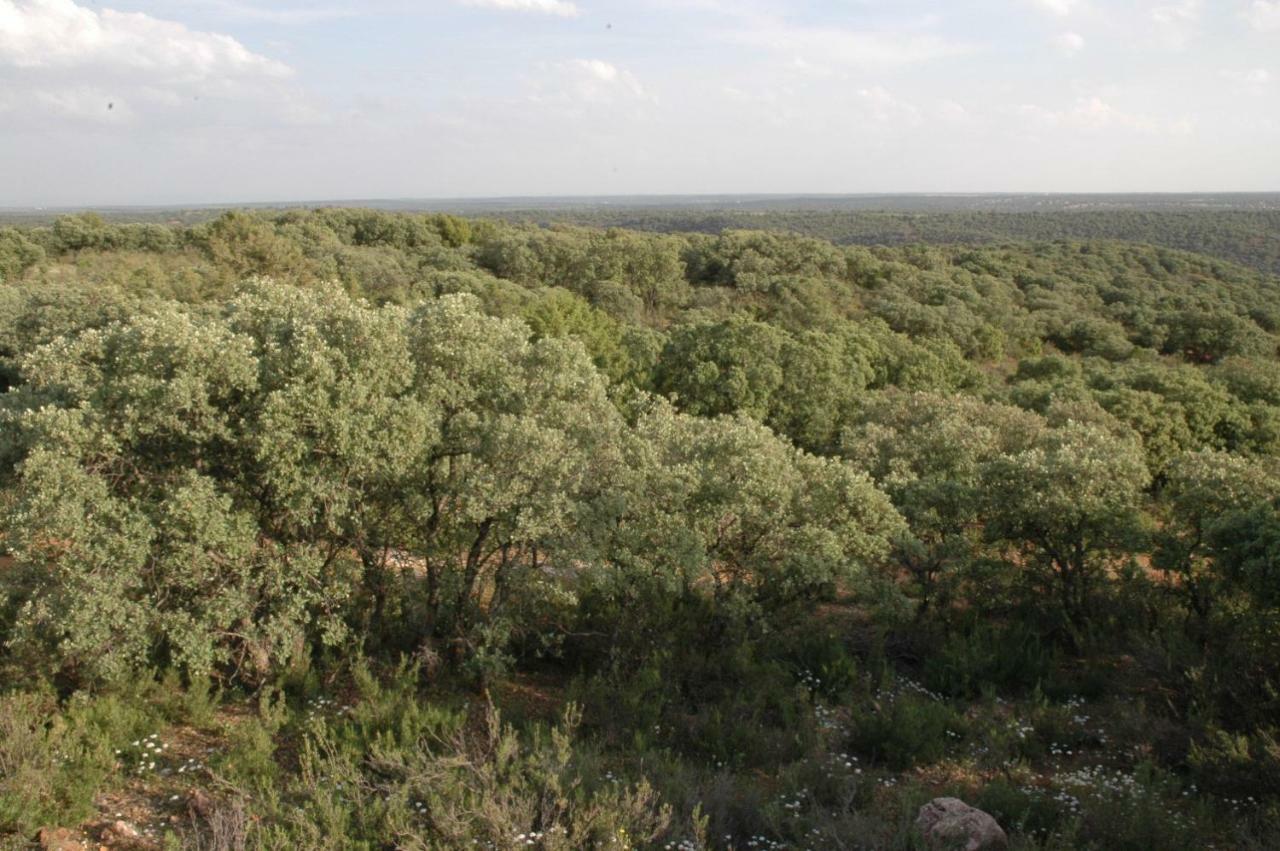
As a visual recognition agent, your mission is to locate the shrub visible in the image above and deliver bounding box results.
[1188,727,1280,799]
[847,689,964,770]
[0,687,161,838]
[923,622,1056,698]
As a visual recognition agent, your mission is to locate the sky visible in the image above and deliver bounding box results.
[1,0,1278,205]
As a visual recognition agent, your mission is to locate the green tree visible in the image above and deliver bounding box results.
[843,392,1043,617]
[402,294,625,665]
[2,282,433,685]
[1154,451,1280,635]
[589,401,902,610]
[0,229,45,284]
[653,318,787,420]
[983,421,1151,643]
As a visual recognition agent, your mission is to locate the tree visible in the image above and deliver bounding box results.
[767,329,864,451]
[1093,387,1195,477]
[1207,502,1280,610]
[520,287,634,385]
[653,318,787,420]
[3,306,306,683]
[198,212,309,283]
[684,230,846,291]
[2,281,435,684]
[1162,309,1271,364]
[1155,451,1280,635]
[402,294,626,662]
[843,391,1043,617]
[0,229,44,284]
[1213,356,1280,407]
[224,281,436,639]
[588,401,903,609]
[983,421,1151,643]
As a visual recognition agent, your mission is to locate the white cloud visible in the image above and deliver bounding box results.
[458,0,579,17]
[728,23,970,70]
[0,0,291,77]
[1246,1,1280,31]
[856,86,922,125]
[1053,31,1085,55]
[0,0,315,129]
[573,59,641,93]
[177,1,355,25]
[788,56,840,79]
[1031,0,1078,15]
[568,59,646,98]
[934,100,971,123]
[1149,0,1201,47]
[1221,67,1272,88]
[1018,96,1192,135]
[528,59,651,107]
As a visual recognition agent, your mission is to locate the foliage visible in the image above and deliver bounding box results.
[3,208,1280,848]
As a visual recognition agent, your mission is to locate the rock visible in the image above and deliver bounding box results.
[36,827,86,851]
[96,820,154,849]
[916,797,1009,851]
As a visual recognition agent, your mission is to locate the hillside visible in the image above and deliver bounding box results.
[2,210,1279,849]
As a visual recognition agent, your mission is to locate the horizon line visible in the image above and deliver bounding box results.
[5,190,1280,213]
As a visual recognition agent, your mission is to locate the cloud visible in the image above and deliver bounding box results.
[175,1,356,25]
[0,0,291,77]
[0,0,314,129]
[727,23,970,70]
[527,58,651,108]
[1053,31,1085,55]
[569,59,646,97]
[1246,1,1280,31]
[788,56,840,79]
[565,58,650,101]
[458,0,579,16]
[1017,95,1192,135]
[1221,67,1272,89]
[1030,0,1078,15]
[1149,0,1201,47]
[856,86,922,125]
[934,100,971,123]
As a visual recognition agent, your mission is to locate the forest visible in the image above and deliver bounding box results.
[1,208,1279,849]
[511,207,1280,279]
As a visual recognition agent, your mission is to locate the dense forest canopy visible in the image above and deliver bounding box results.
[6,198,1277,277]
[2,208,1280,849]
[510,207,1280,280]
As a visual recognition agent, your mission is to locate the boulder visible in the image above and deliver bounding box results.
[916,797,1009,851]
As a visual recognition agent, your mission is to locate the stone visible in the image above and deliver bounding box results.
[916,797,1009,851]
[36,827,86,851]
[96,820,155,850]
[104,820,138,839]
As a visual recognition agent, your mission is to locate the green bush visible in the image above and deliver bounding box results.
[847,689,965,770]
[974,779,1073,840]
[782,628,860,701]
[1189,727,1280,799]
[0,687,162,837]
[244,700,681,849]
[923,622,1056,698]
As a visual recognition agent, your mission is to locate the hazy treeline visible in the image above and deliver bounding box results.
[506,208,1280,279]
